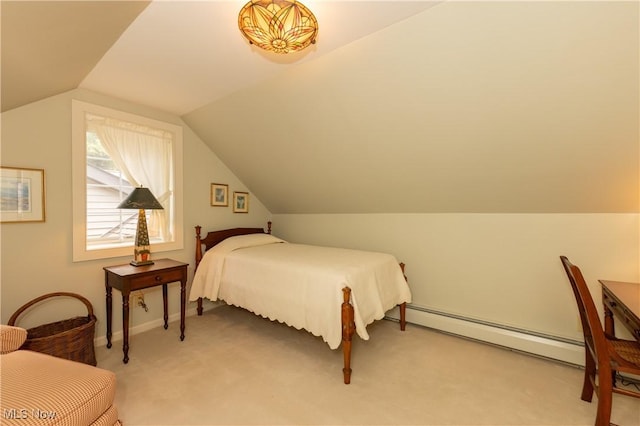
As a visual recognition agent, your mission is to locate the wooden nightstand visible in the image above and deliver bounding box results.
[104,258,189,363]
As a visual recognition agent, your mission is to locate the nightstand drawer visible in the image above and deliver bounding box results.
[130,269,184,290]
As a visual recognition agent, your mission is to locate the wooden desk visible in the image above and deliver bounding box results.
[599,280,640,341]
[104,258,189,363]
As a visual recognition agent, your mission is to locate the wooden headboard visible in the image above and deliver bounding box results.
[195,221,272,268]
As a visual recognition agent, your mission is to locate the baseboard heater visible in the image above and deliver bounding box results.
[387,303,585,367]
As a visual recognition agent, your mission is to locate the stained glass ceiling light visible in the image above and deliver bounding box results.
[238,0,318,54]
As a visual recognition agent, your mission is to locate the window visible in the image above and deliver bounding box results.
[72,101,183,262]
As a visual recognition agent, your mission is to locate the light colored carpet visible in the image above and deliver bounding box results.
[96,305,640,425]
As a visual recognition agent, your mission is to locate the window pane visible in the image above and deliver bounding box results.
[86,133,131,248]
[72,100,184,262]
[85,130,167,250]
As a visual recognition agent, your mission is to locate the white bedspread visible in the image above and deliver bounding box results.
[189,234,412,349]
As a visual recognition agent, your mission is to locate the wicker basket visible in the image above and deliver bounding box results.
[8,292,97,366]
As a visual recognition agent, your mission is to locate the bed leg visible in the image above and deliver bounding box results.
[197,297,203,316]
[341,287,355,384]
[399,262,408,331]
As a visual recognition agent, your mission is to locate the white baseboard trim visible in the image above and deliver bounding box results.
[388,304,585,367]
[94,305,216,348]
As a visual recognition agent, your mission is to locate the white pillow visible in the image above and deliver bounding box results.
[212,233,286,253]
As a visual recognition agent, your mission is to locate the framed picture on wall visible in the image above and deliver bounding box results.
[0,166,46,223]
[210,183,228,207]
[233,191,249,213]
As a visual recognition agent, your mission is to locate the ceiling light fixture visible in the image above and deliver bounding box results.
[238,0,318,54]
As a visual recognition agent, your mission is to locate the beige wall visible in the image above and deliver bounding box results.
[273,213,639,343]
[0,88,271,337]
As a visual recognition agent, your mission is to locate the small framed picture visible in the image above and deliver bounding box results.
[233,191,249,213]
[210,183,228,207]
[0,166,46,223]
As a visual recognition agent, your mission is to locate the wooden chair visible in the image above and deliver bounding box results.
[560,256,640,425]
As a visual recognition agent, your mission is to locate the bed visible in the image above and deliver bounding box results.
[189,222,412,384]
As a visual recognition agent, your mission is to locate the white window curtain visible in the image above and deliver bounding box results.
[86,114,173,241]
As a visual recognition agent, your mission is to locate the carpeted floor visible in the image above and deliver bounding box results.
[96,305,640,425]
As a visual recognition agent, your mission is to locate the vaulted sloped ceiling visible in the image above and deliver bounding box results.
[1,0,151,112]
[182,1,640,214]
[2,1,638,214]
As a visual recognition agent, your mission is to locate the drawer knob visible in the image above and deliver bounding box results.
[155,276,161,281]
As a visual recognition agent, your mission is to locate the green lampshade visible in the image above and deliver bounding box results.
[118,187,163,210]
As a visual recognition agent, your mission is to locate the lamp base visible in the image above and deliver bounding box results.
[130,260,154,267]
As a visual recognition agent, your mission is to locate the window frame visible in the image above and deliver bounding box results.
[72,100,183,262]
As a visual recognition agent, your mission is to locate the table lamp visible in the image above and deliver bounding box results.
[117,186,164,266]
